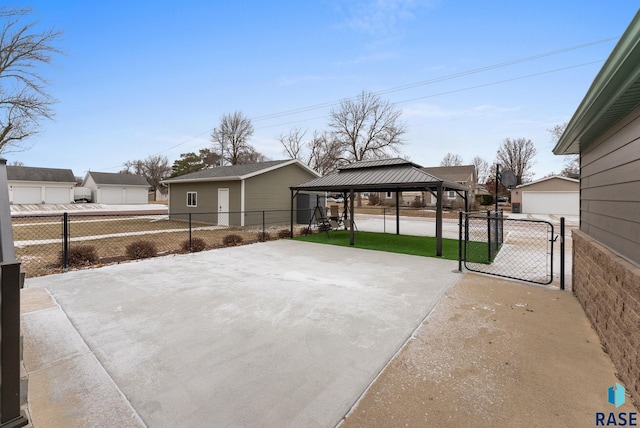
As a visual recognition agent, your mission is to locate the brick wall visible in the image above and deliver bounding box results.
[573,230,640,407]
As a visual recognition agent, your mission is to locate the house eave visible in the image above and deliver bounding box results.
[554,10,640,155]
[161,176,242,185]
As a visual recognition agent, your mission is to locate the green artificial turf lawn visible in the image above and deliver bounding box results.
[296,230,471,260]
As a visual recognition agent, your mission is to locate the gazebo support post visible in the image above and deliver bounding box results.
[290,189,298,239]
[349,188,355,246]
[395,190,400,235]
[436,182,443,256]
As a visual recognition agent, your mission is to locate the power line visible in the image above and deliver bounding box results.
[250,37,617,122]
[104,37,616,170]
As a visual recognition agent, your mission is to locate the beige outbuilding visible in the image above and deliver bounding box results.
[509,175,579,215]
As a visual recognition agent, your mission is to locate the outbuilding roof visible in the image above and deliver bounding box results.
[421,165,476,183]
[291,158,468,192]
[514,175,579,189]
[86,172,149,187]
[7,166,76,183]
[161,159,319,184]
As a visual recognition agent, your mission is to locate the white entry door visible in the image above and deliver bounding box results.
[218,188,229,226]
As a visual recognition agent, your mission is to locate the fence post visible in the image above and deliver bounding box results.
[458,211,463,272]
[494,210,499,252]
[560,216,565,291]
[63,212,69,271]
[486,210,492,261]
[262,211,266,241]
[188,213,192,252]
[383,208,386,234]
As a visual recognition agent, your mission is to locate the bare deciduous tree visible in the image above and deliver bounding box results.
[329,91,406,162]
[279,127,307,160]
[547,122,567,145]
[279,128,342,175]
[471,155,490,184]
[548,122,579,178]
[211,111,258,165]
[123,155,171,197]
[440,153,463,167]
[496,137,537,185]
[0,7,63,153]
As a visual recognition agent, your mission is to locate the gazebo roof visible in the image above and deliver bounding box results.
[291,158,469,192]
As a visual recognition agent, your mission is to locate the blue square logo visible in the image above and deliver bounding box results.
[608,383,625,408]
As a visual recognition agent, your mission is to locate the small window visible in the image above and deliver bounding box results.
[386,192,393,199]
[187,192,197,207]
[447,190,456,199]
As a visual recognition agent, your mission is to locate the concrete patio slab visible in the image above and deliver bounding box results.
[22,240,461,427]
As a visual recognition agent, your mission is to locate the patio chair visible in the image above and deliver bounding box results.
[310,206,332,236]
[329,205,340,220]
[343,218,358,232]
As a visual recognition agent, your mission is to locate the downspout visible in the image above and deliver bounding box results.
[240,179,245,227]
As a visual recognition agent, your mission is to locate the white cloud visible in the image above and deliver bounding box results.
[341,0,436,35]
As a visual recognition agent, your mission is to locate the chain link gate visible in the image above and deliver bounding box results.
[460,211,556,285]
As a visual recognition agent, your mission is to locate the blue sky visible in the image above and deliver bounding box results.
[6,1,639,179]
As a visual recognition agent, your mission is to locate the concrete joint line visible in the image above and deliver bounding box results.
[336,273,463,427]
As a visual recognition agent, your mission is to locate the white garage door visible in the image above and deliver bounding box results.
[100,188,124,204]
[44,187,71,204]
[522,191,579,215]
[12,186,41,204]
[125,188,147,204]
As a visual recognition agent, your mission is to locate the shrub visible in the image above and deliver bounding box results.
[222,234,243,246]
[256,231,272,242]
[63,245,98,267]
[181,237,206,252]
[277,228,291,239]
[368,193,381,206]
[125,240,157,259]
[299,226,313,236]
[478,194,494,206]
[410,198,425,208]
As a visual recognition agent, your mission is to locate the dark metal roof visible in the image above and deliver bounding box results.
[337,158,420,170]
[87,172,149,186]
[161,160,302,183]
[7,166,76,183]
[291,161,469,192]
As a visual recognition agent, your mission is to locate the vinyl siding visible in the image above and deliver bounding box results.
[580,104,640,265]
[244,163,318,224]
[168,180,242,225]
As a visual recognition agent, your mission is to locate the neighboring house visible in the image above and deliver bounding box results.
[82,172,149,204]
[509,176,579,215]
[161,159,320,226]
[373,165,477,208]
[421,165,477,209]
[553,10,640,405]
[7,166,76,204]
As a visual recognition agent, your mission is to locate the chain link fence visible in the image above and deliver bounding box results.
[462,211,555,285]
[13,209,313,277]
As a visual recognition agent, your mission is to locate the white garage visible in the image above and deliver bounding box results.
[7,166,76,204]
[83,171,149,205]
[522,191,580,215]
[511,176,579,216]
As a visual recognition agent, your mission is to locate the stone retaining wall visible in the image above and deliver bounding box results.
[572,230,640,407]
